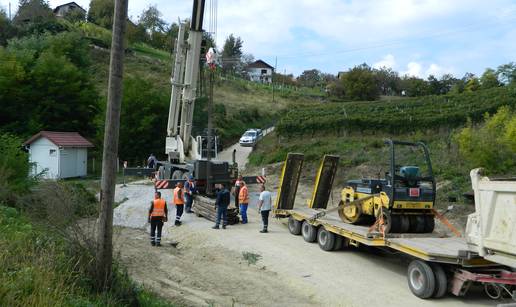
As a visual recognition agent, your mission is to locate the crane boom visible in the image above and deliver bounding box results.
[165,0,213,164]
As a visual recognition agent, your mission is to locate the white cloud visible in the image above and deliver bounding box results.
[403,62,423,77]
[373,54,396,69]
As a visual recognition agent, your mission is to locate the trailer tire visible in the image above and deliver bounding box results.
[301,221,317,243]
[333,235,343,250]
[430,263,448,298]
[288,216,302,235]
[317,227,335,251]
[407,260,436,299]
[400,215,410,233]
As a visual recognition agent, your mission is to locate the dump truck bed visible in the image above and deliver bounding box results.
[287,207,487,266]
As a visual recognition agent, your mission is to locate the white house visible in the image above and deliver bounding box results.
[23,131,93,179]
[247,60,274,84]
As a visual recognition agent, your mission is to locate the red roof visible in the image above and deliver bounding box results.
[23,131,94,148]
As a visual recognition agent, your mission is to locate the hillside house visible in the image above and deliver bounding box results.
[53,2,86,18]
[23,131,93,179]
[247,60,274,84]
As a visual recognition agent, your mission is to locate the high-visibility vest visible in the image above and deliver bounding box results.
[174,187,184,205]
[151,198,166,217]
[239,185,249,204]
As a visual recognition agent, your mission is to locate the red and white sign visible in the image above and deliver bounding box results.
[409,188,420,197]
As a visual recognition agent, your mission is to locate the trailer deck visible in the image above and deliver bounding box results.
[283,207,488,266]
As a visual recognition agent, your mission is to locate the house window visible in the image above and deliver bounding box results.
[261,69,267,74]
[49,149,56,157]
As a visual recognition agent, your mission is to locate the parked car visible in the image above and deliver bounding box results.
[239,129,262,147]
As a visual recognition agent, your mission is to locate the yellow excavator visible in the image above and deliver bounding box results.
[339,140,436,233]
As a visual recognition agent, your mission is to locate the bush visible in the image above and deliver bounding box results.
[455,106,516,173]
[0,133,31,205]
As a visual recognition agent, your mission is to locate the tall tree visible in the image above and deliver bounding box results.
[375,67,400,95]
[480,68,501,89]
[340,64,379,100]
[297,69,322,88]
[96,0,128,289]
[400,76,431,97]
[138,5,166,35]
[221,34,243,73]
[13,0,53,24]
[496,62,516,85]
[88,0,114,29]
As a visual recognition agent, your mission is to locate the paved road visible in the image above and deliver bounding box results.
[216,127,274,171]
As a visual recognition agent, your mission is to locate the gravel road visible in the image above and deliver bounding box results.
[111,132,500,307]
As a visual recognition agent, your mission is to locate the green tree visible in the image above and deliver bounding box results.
[0,133,31,204]
[340,64,379,100]
[221,34,243,73]
[297,69,322,88]
[375,67,400,96]
[496,62,516,85]
[464,77,480,92]
[480,68,501,89]
[400,76,430,97]
[88,0,114,29]
[456,106,516,173]
[63,8,86,23]
[138,5,166,35]
[118,77,168,161]
[13,0,53,24]
[0,10,16,46]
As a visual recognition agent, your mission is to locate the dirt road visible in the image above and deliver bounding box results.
[113,181,495,307]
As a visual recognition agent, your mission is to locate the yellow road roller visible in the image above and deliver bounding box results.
[339,140,436,233]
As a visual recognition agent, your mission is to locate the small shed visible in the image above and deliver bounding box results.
[23,131,94,179]
[247,60,274,83]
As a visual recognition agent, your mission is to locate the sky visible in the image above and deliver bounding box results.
[2,0,516,78]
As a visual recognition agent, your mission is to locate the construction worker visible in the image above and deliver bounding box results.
[147,153,157,168]
[258,184,272,233]
[173,182,185,226]
[239,181,249,224]
[233,175,243,210]
[148,191,168,246]
[184,175,196,213]
[212,183,230,229]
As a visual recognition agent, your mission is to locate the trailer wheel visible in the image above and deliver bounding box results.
[317,227,336,251]
[288,216,302,235]
[424,215,435,233]
[407,260,436,299]
[430,263,448,298]
[333,235,343,250]
[301,221,317,243]
[172,170,183,180]
[409,215,425,233]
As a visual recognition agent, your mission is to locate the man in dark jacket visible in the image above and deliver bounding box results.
[212,183,230,229]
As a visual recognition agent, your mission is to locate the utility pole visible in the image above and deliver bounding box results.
[272,56,277,103]
[96,0,128,290]
[9,2,11,20]
[206,68,214,195]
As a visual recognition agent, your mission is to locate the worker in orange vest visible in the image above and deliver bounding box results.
[148,191,168,246]
[239,181,249,224]
[173,182,185,226]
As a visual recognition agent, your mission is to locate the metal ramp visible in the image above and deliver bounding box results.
[274,153,304,216]
[308,155,340,209]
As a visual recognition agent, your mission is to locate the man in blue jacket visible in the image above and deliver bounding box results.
[212,183,230,229]
[184,175,197,213]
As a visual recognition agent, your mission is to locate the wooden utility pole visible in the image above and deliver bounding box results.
[96,0,128,289]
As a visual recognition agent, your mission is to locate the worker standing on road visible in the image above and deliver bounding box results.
[147,153,157,168]
[239,181,249,224]
[184,175,196,213]
[233,175,243,211]
[213,183,230,229]
[173,182,185,226]
[258,184,272,233]
[148,191,168,246]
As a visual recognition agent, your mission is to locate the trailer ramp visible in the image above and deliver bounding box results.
[308,155,340,209]
[274,153,304,216]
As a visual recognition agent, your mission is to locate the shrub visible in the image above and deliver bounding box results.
[455,106,516,173]
[0,133,31,205]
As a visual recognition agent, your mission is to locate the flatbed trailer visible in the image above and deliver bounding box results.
[273,153,516,301]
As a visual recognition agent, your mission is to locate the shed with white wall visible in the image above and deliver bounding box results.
[23,131,94,179]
